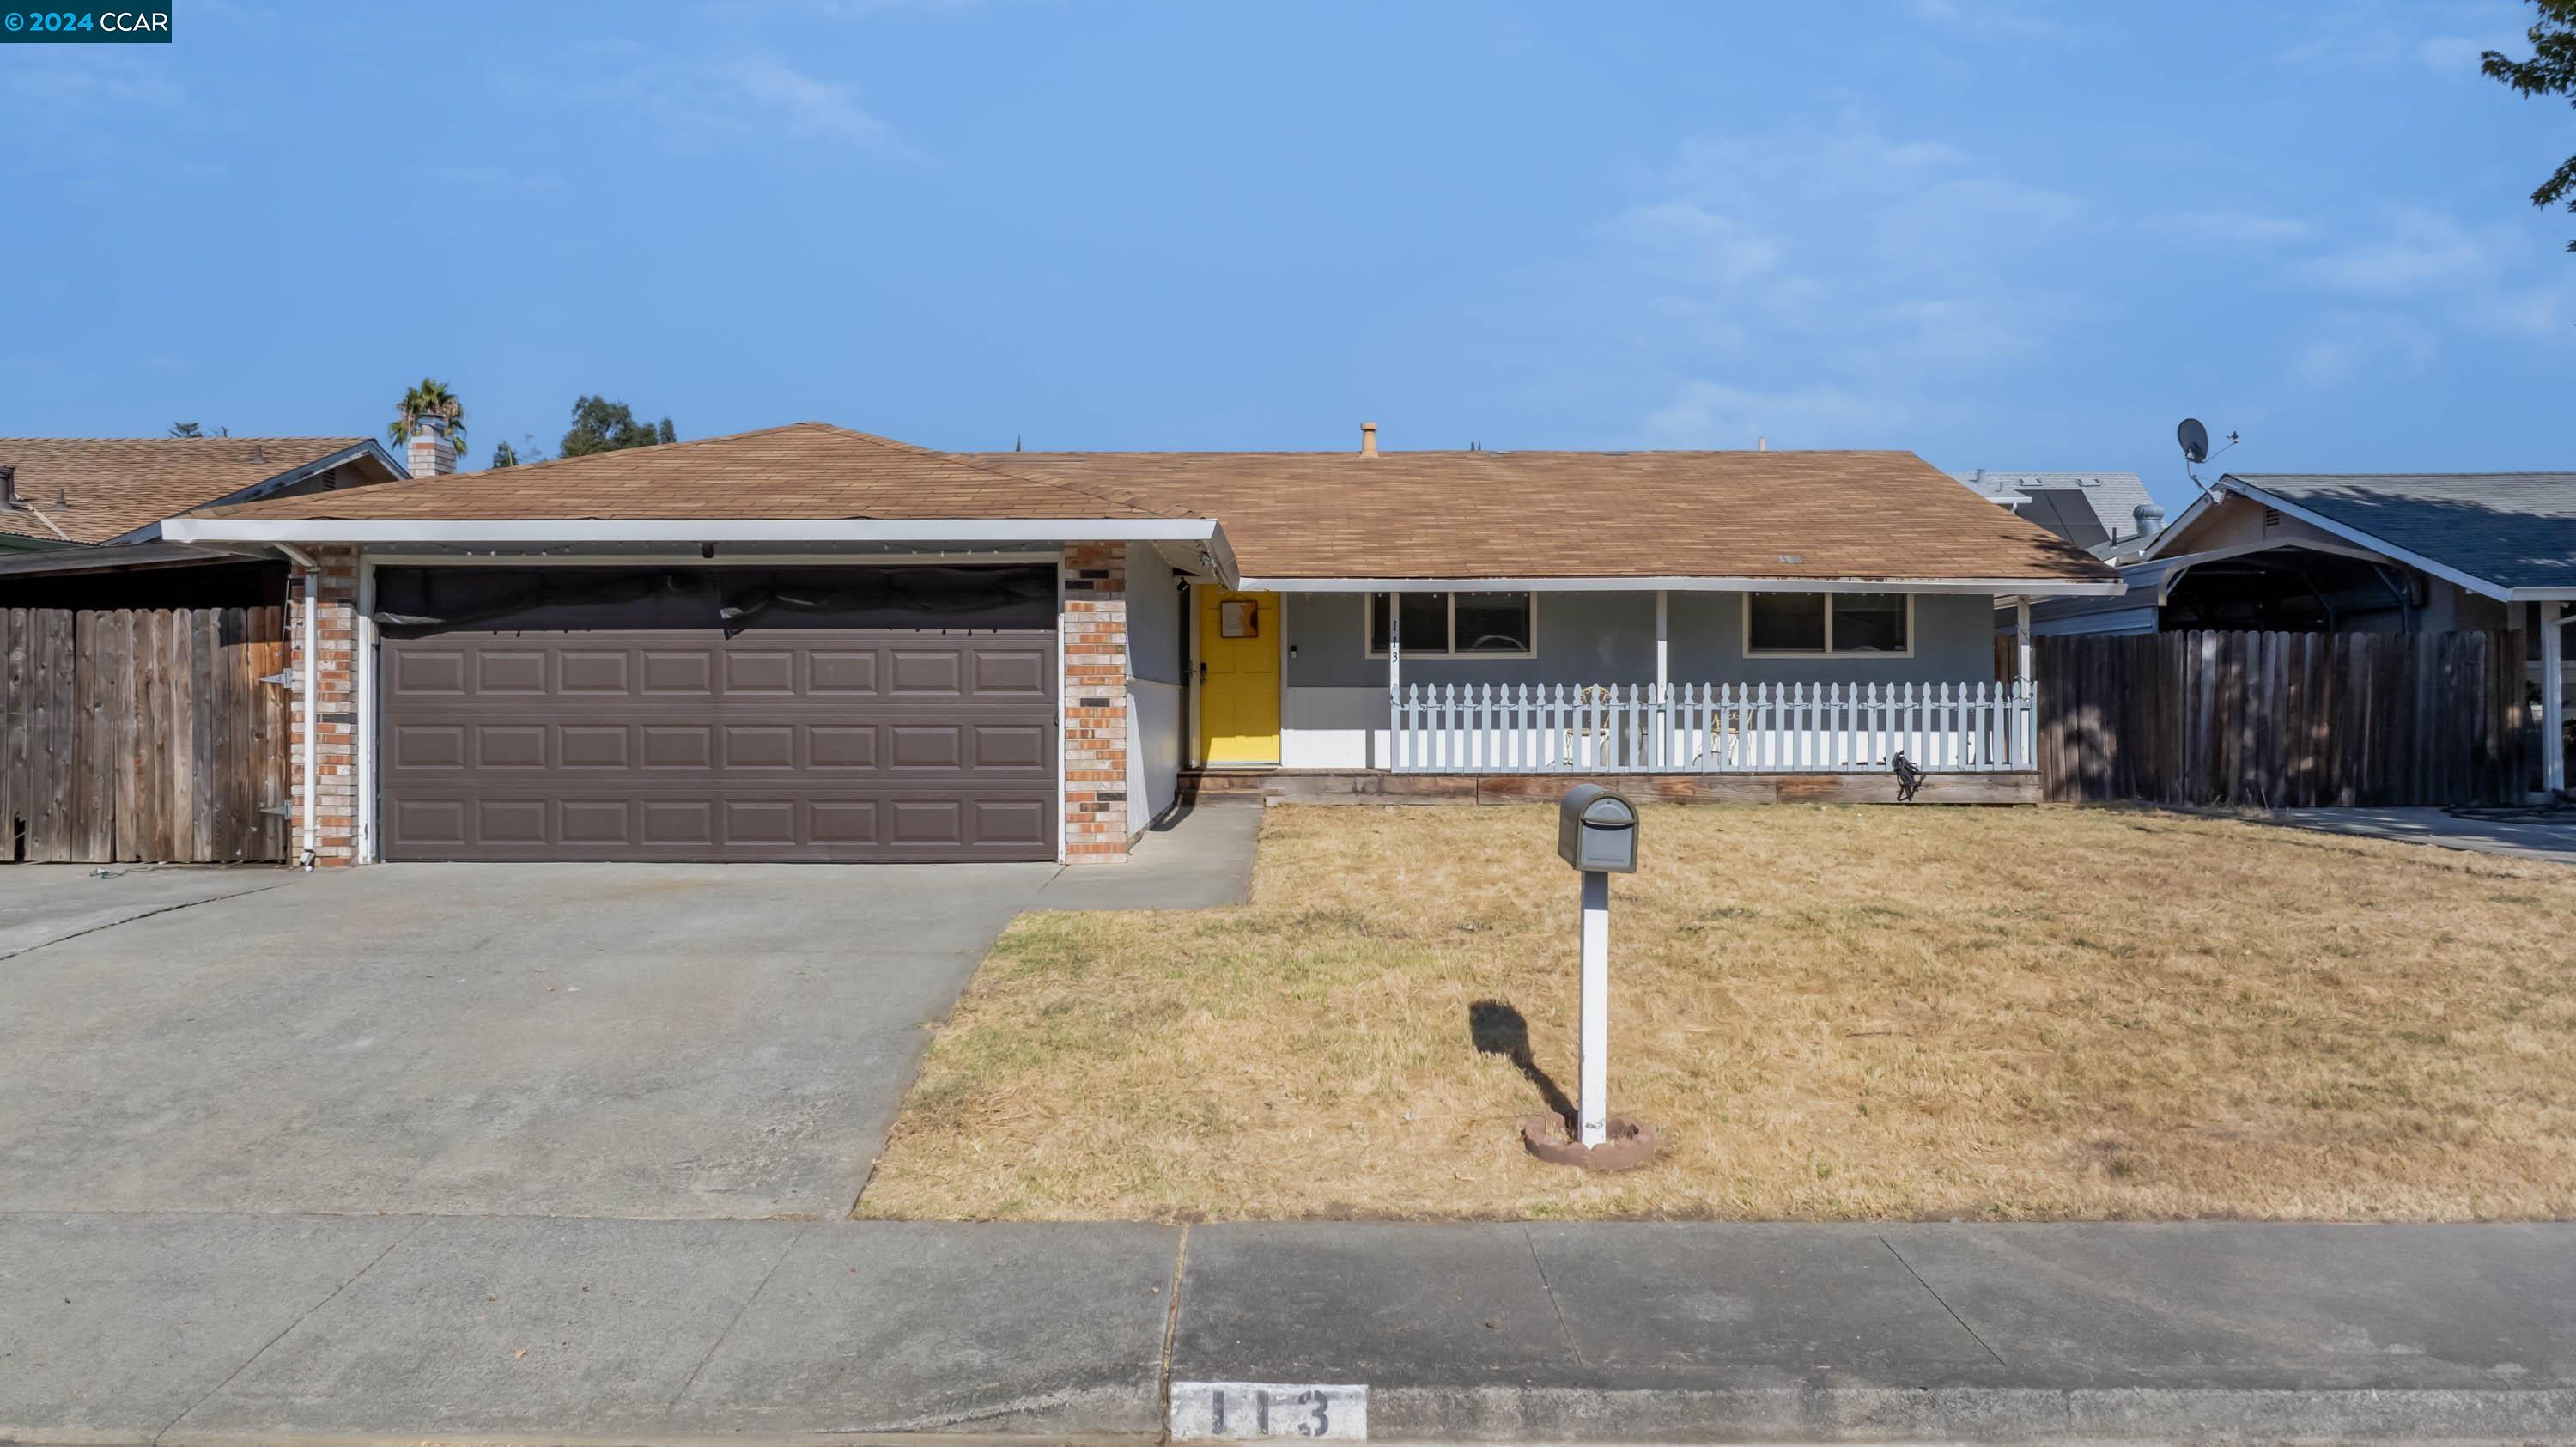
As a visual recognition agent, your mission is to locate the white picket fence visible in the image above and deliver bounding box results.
[1390,680,2036,774]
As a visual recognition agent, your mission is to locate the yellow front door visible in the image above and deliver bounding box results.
[1196,587,1281,765]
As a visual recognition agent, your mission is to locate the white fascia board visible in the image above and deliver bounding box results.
[2221,481,2517,603]
[1238,575,2126,597]
[161,517,1224,545]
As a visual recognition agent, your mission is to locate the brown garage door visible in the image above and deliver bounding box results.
[380,627,1057,862]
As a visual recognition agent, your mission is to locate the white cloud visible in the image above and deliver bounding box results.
[714,56,911,155]
[1643,382,1893,449]
[563,54,916,161]
[2150,210,2317,247]
[2301,208,2576,338]
[1603,112,2088,429]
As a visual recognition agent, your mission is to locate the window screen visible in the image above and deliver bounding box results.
[1453,593,1534,653]
[1830,593,1908,652]
[1746,593,1827,654]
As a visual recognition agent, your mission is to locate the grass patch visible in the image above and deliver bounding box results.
[859,804,2576,1222]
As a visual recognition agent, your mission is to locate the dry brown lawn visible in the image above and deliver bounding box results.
[859,804,2576,1222]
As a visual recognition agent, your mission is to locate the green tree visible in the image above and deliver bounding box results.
[169,422,200,438]
[2485,0,2576,251]
[388,378,468,453]
[559,396,678,458]
[488,434,547,470]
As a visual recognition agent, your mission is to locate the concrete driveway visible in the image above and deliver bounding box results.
[0,860,1066,1219]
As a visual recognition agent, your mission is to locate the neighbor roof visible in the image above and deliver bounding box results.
[2221,472,2576,599]
[984,448,2115,586]
[0,436,387,545]
[200,423,1193,525]
[1950,470,2158,551]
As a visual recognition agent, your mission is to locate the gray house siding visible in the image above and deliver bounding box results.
[1270,587,2007,769]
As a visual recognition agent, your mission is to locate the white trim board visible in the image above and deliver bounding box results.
[1242,575,2123,596]
[166,518,1224,544]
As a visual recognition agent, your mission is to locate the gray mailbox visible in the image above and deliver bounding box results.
[1557,784,1640,874]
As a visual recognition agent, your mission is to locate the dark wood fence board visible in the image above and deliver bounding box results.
[2038,629,2532,808]
[0,605,287,865]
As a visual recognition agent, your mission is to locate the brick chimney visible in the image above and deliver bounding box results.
[1360,421,1379,458]
[406,416,457,478]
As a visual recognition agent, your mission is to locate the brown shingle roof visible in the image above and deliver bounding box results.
[975,448,2115,583]
[204,423,1192,524]
[0,436,378,545]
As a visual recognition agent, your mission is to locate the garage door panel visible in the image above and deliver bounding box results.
[970,648,1050,697]
[477,725,550,769]
[558,650,632,694]
[382,619,1055,862]
[391,649,467,696]
[640,726,715,770]
[560,726,632,769]
[391,723,467,770]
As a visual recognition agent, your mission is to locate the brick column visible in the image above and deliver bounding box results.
[1060,542,1131,863]
[289,546,361,866]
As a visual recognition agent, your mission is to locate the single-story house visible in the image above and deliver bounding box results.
[0,435,406,607]
[158,420,2119,868]
[2027,471,2576,794]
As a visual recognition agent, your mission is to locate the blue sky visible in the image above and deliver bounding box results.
[3,0,2570,512]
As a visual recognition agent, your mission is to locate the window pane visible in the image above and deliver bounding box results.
[1831,593,1908,653]
[1397,592,1450,652]
[1369,593,1391,654]
[1453,593,1532,653]
[1746,593,1826,653]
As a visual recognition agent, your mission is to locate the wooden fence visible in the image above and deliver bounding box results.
[1,607,289,864]
[1392,679,2035,774]
[2035,629,2531,806]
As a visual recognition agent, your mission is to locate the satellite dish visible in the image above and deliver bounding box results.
[2177,417,2210,465]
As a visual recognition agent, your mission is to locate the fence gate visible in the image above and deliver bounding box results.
[0,606,290,864]
[2034,629,2531,807]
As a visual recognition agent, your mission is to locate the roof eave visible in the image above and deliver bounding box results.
[2219,477,2523,602]
[1236,575,2123,596]
[106,440,405,546]
[161,516,1225,546]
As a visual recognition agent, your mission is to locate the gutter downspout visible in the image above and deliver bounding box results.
[276,543,319,871]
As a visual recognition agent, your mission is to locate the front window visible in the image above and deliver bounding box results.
[1366,592,1535,657]
[1745,593,1911,655]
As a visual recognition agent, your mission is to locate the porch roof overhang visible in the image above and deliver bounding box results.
[1242,574,2126,597]
[2147,477,2576,604]
[159,516,1242,585]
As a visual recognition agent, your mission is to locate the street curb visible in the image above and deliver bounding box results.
[1363,1383,2576,1442]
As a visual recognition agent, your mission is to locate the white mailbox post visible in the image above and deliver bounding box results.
[1556,785,1638,1148]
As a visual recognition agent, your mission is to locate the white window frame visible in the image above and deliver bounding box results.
[1362,591,1539,660]
[1741,592,1916,659]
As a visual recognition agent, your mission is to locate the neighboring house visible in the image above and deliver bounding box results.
[158,421,2117,868]
[1953,470,2165,556]
[2030,471,2576,795]
[0,436,410,866]
[0,436,406,607]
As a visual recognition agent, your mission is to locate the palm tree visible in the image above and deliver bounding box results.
[388,379,467,453]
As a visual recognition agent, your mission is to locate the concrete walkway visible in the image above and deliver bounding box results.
[9,1215,2573,1444]
[2239,805,2576,866]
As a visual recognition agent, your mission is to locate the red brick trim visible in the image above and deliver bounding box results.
[288,546,361,867]
[1060,542,1130,864]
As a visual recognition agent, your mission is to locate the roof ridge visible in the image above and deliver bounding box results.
[794,425,1196,520]
[0,435,368,445]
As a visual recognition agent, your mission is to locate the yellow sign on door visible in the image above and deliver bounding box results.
[1196,588,1280,765]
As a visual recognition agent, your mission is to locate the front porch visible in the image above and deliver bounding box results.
[1180,767,2040,806]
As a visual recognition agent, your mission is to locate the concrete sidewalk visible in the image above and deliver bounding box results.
[8,1215,2574,1444]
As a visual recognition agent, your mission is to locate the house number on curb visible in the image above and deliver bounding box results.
[1170,1380,1368,1440]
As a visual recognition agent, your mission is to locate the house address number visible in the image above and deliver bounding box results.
[1170,1381,1367,1441]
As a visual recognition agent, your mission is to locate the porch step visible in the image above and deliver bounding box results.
[1177,769,2039,807]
